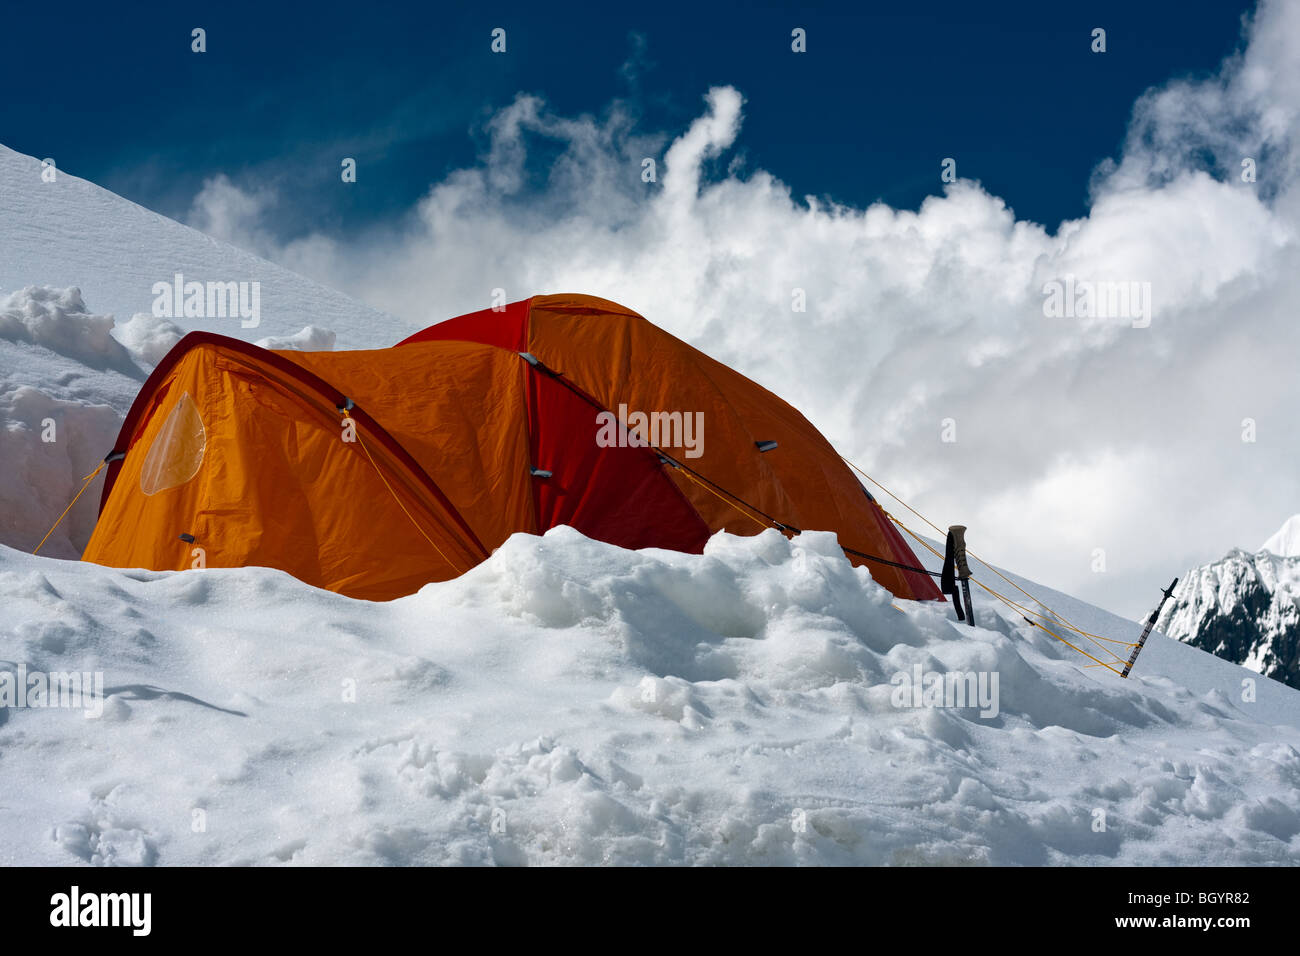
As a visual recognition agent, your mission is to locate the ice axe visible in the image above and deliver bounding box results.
[941,524,976,626]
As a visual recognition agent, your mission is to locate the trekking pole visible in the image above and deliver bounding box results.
[1122,577,1178,678]
[952,525,975,626]
[941,524,976,626]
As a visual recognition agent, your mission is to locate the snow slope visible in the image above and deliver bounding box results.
[1,527,1297,866]
[930,539,1300,730]
[0,144,406,347]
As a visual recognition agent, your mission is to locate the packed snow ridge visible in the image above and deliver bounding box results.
[2,528,1298,866]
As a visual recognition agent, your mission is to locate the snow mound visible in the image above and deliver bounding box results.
[1261,515,1300,558]
[255,325,336,351]
[113,312,186,367]
[0,286,137,374]
[2,527,1297,866]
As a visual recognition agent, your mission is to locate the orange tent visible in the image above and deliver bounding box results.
[82,293,942,602]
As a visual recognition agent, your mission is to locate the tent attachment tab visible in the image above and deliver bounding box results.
[518,352,560,377]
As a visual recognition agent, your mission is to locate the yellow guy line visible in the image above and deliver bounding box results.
[864,488,1130,671]
[843,458,1113,642]
[342,409,464,575]
[34,460,108,555]
[671,463,771,531]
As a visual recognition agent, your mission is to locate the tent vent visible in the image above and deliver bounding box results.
[755,440,779,453]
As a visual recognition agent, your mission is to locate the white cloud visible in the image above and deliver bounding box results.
[187,173,278,256]
[188,0,1300,620]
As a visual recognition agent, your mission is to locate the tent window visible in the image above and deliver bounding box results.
[139,391,206,495]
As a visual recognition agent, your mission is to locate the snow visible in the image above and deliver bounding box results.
[1,527,1298,866]
[111,313,186,368]
[2,142,1298,866]
[1261,515,1300,557]
[254,326,337,352]
[0,285,137,373]
[0,287,141,557]
[0,144,405,348]
[945,543,1300,731]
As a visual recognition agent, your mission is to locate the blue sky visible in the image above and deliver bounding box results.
[2,0,1254,239]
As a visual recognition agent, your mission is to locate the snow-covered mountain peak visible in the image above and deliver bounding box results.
[1261,514,1300,558]
[1157,542,1300,691]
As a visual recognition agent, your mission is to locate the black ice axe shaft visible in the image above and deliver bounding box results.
[942,524,976,627]
[1122,577,1179,678]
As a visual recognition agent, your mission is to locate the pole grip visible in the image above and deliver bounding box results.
[948,525,971,579]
